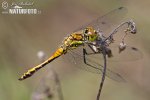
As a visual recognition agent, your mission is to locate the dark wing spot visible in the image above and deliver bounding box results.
[118,7,124,10]
[101,21,106,25]
[131,47,138,51]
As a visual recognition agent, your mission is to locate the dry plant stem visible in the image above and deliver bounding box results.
[96,48,107,100]
[52,69,64,100]
[104,20,136,42]
[96,20,136,100]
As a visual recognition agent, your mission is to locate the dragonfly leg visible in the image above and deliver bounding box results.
[87,44,97,53]
[83,46,98,65]
[82,47,103,72]
[83,47,96,64]
[82,44,100,56]
[83,48,87,64]
[83,44,97,64]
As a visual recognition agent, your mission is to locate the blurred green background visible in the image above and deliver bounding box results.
[0,0,150,100]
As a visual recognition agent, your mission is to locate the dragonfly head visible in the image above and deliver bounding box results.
[84,27,98,42]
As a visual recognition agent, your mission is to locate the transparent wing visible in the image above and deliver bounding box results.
[87,44,143,62]
[63,46,125,82]
[108,44,143,61]
[73,7,127,37]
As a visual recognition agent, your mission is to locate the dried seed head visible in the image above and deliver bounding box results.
[119,42,126,53]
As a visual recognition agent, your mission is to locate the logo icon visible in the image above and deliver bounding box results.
[2,1,8,9]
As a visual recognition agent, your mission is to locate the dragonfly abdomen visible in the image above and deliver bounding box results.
[18,47,65,81]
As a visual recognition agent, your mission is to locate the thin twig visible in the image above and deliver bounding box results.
[96,21,130,100]
[96,47,107,100]
[52,69,64,100]
[104,20,136,42]
[96,20,136,100]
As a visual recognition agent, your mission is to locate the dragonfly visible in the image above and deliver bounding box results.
[19,6,142,99]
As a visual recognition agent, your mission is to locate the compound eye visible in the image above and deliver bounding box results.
[85,28,88,34]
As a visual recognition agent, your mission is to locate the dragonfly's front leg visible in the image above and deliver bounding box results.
[82,47,98,69]
[83,48,87,64]
[83,44,113,59]
[83,44,98,64]
[87,44,97,53]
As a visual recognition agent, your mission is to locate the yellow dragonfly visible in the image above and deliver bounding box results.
[18,7,142,82]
